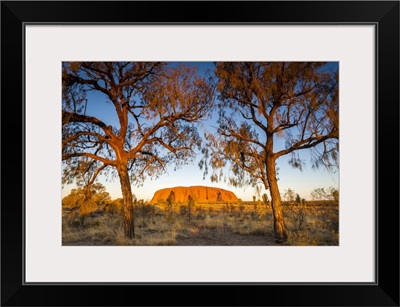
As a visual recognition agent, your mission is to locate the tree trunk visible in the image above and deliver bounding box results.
[118,166,135,239]
[266,157,288,243]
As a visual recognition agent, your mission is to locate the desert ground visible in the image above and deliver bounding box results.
[62,201,338,246]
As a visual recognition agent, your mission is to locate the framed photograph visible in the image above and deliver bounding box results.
[1,1,399,306]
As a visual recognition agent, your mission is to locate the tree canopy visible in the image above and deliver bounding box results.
[202,62,338,189]
[200,62,339,241]
[62,62,215,237]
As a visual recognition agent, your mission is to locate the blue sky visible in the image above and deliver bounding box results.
[62,62,339,201]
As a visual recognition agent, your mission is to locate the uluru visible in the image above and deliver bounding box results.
[150,186,238,204]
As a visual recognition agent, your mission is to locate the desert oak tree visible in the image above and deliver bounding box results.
[62,62,214,238]
[201,62,338,242]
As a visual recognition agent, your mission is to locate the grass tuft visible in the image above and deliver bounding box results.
[62,202,338,246]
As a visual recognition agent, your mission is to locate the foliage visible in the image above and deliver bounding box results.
[63,62,215,187]
[62,182,111,224]
[200,62,339,242]
[62,62,215,237]
[63,202,338,246]
[201,62,339,189]
[311,186,339,202]
[283,188,296,202]
[62,182,111,210]
[262,193,269,205]
[166,191,176,206]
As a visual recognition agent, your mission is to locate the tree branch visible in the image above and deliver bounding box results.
[219,128,266,150]
[62,110,115,138]
[275,130,338,158]
[62,131,111,151]
[62,152,116,166]
[88,164,108,187]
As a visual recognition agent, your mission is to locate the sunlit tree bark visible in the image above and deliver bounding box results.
[62,62,214,238]
[201,62,338,242]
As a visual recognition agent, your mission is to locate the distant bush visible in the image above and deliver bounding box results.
[62,198,338,246]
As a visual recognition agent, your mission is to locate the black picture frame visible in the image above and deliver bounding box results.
[1,1,399,306]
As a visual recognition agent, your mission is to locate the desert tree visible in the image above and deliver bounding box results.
[262,193,269,206]
[62,182,111,210]
[295,193,301,205]
[216,191,223,202]
[283,188,296,202]
[188,195,195,222]
[201,62,338,242]
[311,186,339,202]
[166,190,176,222]
[166,191,176,206]
[62,182,111,224]
[62,62,214,238]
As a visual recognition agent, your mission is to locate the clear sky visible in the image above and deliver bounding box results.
[62,62,339,201]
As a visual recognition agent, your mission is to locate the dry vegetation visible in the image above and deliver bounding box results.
[62,201,338,246]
